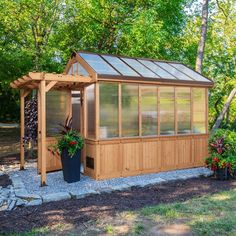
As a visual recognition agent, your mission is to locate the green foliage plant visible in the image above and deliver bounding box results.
[206,129,236,175]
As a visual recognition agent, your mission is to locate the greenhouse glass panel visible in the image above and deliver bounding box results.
[155,62,193,81]
[79,53,119,75]
[176,87,191,134]
[72,91,81,132]
[99,83,119,138]
[121,58,157,78]
[141,86,158,136]
[122,84,139,137]
[78,63,89,76]
[193,88,206,133]
[139,60,175,79]
[46,91,70,136]
[170,63,211,82]
[102,55,139,76]
[159,87,175,135]
[72,63,78,75]
[86,84,95,139]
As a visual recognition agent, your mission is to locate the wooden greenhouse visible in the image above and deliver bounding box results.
[10,51,214,186]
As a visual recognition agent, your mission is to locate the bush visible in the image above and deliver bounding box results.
[206,129,236,175]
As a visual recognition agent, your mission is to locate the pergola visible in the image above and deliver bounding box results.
[10,70,95,186]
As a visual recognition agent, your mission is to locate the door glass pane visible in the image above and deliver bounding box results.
[72,91,80,132]
[99,83,119,138]
[176,87,191,134]
[141,86,158,136]
[159,87,175,135]
[86,84,95,139]
[46,91,70,136]
[122,84,139,137]
[193,88,206,133]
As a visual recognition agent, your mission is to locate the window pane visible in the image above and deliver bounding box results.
[122,84,139,137]
[155,62,193,81]
[171,63,210,82]
[139,60,175,79]
[102,55,139,76]
[68,66,72,75]
[159,87,175,135]
[121,58,157,78]
[72,63,78,75]
[176,87,191,134]
[86,84,95,139]
[46,91,70,136]
[193,88,206,133]
[141,86,158,136]
[79,53,119,75]
[78,63,89,76]
[99,83,119,138]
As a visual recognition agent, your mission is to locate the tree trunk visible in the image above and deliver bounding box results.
[195,0,209,73]
[212,87,236,131]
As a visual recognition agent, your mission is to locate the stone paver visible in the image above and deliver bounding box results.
[0,162,212,211]
[42,192,71,203]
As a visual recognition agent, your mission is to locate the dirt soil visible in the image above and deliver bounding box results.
[0,177,236,234]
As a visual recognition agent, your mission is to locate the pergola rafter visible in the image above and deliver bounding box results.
[10,72,96,186]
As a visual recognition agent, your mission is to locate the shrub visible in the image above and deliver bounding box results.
[206,129,236,175]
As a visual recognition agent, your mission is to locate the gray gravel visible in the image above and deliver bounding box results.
[1,163,212,210]
[9,163,211,195]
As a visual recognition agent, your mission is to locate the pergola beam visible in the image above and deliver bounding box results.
[45,81,57,92]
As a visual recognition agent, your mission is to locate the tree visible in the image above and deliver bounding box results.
[195,0,209,73]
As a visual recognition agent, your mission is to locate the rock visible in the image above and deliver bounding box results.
[7,200,16,211]
[0,189,10,198]
[111,184,131,191]
[15,193,41,201]
[16,198,27,207]
[12,180,25,189]
[26,199,42,206]
[42,192,71,203]
[70,189,97,199]
[15,189,28,197]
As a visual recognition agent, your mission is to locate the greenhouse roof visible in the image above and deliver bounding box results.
[75,51,214,86]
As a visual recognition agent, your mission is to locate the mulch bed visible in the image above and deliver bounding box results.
[0,177,236,234]
[0,174,12,188]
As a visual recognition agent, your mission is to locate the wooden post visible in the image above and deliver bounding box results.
[95,83,99,140]
[39,79,47,186]
[20,90,25,170]
[37,89,41,173]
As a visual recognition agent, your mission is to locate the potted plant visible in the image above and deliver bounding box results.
[53,118,84,183]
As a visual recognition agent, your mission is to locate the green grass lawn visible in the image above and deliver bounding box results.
[8,188,236,236]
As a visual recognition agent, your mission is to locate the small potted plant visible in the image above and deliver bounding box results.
[54,117,84,183]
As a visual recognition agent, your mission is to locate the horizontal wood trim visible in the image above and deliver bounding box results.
[98,76,214,88]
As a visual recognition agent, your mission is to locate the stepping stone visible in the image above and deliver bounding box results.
[70,189,98,199]
[42,192,71,203]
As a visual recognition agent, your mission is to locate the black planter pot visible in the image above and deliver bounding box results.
[216,167,229,181]
[61,149,81,183]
